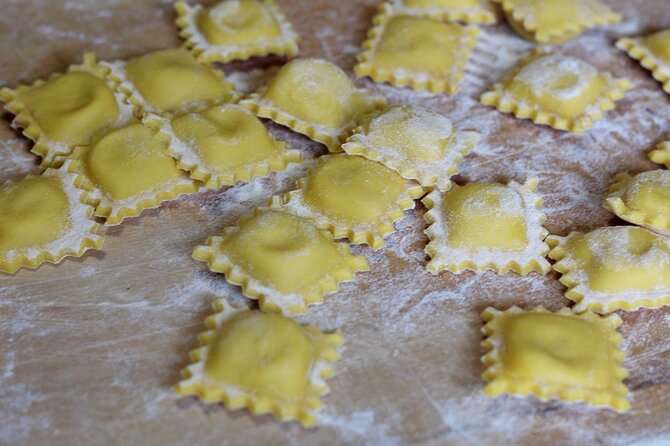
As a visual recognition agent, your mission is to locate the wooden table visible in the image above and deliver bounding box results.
[2,1,670,444]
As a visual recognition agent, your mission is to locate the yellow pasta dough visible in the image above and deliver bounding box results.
[175,0,298,63]
[423,178,550,275]
[241,58,385,151]
[192,208,369,315]
[481,306,629,412]
[481,50,632,134]
[66,122,198,225]
[355,11,479,95]
[275,154,424,250]
[548,226,670,313]
[0,53,133,167]
[617,29,670,95]
[103,48,236,115]
[604,170,670,235]
[491,0,621,44]
[649,134,670,167]
[0,167,104,274]
[343,105,479,191]
[385,0,496,24]
[145,104,301,189]
[176,300,342,427]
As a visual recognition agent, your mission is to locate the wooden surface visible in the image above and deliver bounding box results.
[2,1,670,445]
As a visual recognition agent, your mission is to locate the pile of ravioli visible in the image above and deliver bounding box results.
[3,0,670,428]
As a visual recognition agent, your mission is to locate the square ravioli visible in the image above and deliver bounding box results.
[649,133,670,167]
[0,167,104,274]
[384,0,496,24]
[481,50,632,134]
[64,122,199,225]
[548,226,670,313]
[241,58,386,152]
[144,104,301,190]
[491,0,621,44]
[174,0,299,64]
[273,154,425,250]
[604,170,670,235]
[355,11,479,95]
[481,306,630,412]
[343,105,479,191]
[617,29,670,95]
[192,208,370,315]
[176,300,342,427]
[422,178,550,275]
[0,53,134,168]
[102,48,237,116]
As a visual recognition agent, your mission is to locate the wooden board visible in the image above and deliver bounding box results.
[2,1,670,444]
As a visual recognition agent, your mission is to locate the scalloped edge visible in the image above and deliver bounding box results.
[617,35,670,95]
[174,0,299,64]
[240,79,386,152]
[62,123,200,226]
[422,177,551,275]
[547,226,670,314]
[481,306,630,412]
[175,299,343,427]
[0,52,135,168]
[604,170,670,235]
[0,165,105,274]
[480,49,632,134]
[343,106,479,192]
[492,0,621,44]
[649,134,670,168]
[100,49,239,117]
[354,6,480,95]
[191,207,370,315]
[272,154,425,250]
[386,0,496,24]
[143,106,302,190]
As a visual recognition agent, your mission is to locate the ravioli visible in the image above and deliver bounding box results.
[175,0,299,63]
[145,104,301,189]
[481,51,632,133]
[423,178,550,275]
[355,11,479,94]
[548,226,670,313]
[482,306,629,412]
[241,58,385,151]
[617,29,670,95]
[192,208,370,314]
[275,154,424,250]
[176,300,343,426]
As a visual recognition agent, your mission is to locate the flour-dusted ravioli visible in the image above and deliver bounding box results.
[481,306,629,412]
[0,53,134,168]
[192,208,369,315]
[548,226,670,313]
[649,133,670,167]
[343,105,479,191]
[0,167,104,274]
[176,299,342,427]
[355,10,479,95]
[64,122,198,225]
[617,29,670,95]
[102,48,237,116]
[423,178,550,275]
[273,155,424,250]
[604,170,670,235]
[175,0,299,64]
[492,0,621,44]
[241,58,385,152]
[144,105,301,190]
[384,0,496,24]
[481,50,632,134]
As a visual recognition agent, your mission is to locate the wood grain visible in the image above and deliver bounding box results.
[1,1,670,445]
